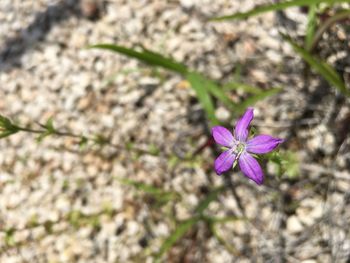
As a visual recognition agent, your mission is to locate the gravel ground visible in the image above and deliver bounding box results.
[1,0,350,262]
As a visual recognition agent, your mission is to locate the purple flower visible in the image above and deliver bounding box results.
[212,107,283,185]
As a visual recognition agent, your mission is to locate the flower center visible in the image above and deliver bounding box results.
[233,142,246,157]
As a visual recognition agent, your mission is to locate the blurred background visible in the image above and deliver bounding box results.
[0,0,350,262]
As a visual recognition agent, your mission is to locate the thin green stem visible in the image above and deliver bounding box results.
[16,126,46,134]
[17,125,85,139]
[310,9,350,52]
[14,124,152,155]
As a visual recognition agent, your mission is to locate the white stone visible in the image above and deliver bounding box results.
[287,215,304,234]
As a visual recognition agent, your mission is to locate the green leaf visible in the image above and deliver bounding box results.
[118,177,164,195]
[148,143,160,156]
[305,4,318,51]
[167,154,180,169]
[211,0,347,21]
[186,72,219,125]
[195,186,225,214]
[267,151,300,178]
[36,118,56,142]
[154,187,227,260]
[155,217,199,261]
[282,34,350,96]
[0,130,18,139]
[89,44,188,75]
[90,44,228,125]
[283,152,300,179]
[68,210,82,228]
[204,215,243,224]
[79,136,88,149]
[209,223,240,256]
[233,64,243,82]
[202,77,237,110]
[4,228,15,246]
[0,115,19,138]
[235,88,282,114]
[0,115,13,129]
[45,118,55,133]
[93,134,108,145]
[36,132,51,143]
[186,72,240,124]
[232,159,238,169]
[120,178,155,193]
[223,81,263,94]
[117,177,178,202]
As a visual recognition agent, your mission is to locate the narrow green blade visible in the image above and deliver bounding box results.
[204,78,238,110]
[205,215,244,224]
[188,72,237,110]
[305,4,318,50]
[282,34,349,96]
[209,223,240,256]
[155,217,199,261]
[194,186,225,214]
[89,44,188,74]
[0,131,17,139]
[211,0,346,21]
[235,88,282,114]
[117,177,177,199]
[186,72,219,125]
[223,81,263,94]
[0,115,13,129]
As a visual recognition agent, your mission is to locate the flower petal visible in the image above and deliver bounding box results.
[246,135,283,154]
[234,107,254,141]
[238,152,263,185]
[215,150,236,175]
[212,126,235,148]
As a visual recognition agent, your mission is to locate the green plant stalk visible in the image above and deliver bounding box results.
[12,123,155,155]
